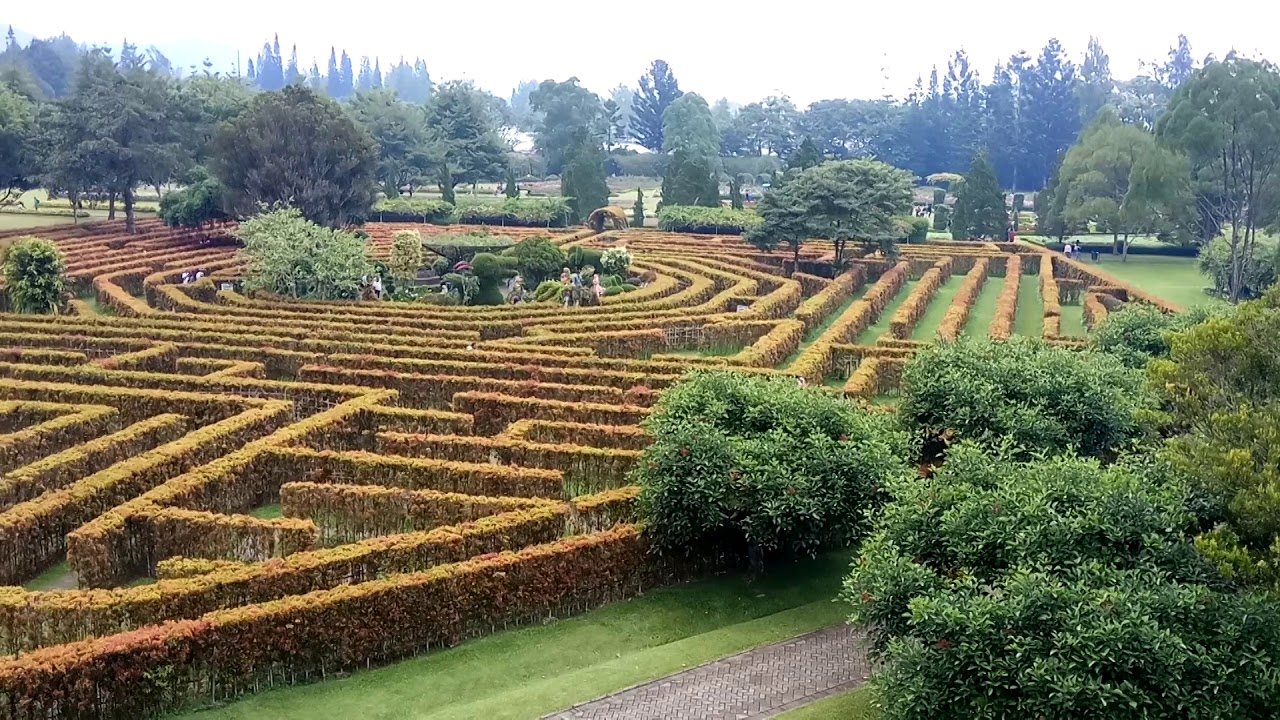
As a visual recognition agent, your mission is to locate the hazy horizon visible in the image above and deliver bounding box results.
[5,2,1275,104]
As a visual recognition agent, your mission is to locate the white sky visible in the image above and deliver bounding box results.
[8,1,1274,105]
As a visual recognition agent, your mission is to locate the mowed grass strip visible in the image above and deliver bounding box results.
[1014,274,1043,338]
[963,275,1005,337]
[181,553,851,720]
[910,275,965,341]
[776,688,879,719]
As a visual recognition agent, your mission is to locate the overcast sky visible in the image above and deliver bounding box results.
[8,1,1275,104]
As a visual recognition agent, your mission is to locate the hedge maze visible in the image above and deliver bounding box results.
[0,219,1173,718]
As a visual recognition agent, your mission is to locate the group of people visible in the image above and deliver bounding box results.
[560,267,605,307]
[180,269,207,284]
[1060,242,1083,259]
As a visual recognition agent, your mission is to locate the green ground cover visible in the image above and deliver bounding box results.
[1014,274,1043,337]
[776,688,878,719]
[1083,255,1217,310]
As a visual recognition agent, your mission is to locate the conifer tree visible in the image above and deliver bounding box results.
[951,152,1009,240]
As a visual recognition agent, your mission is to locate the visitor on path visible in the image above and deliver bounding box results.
[194,269,205,282]
[33,198,40,210]
[560,267,571,286]
[1063,242,1073,258]
[181,272,191,284]
[592,274,604,301]
[372,276,384,299]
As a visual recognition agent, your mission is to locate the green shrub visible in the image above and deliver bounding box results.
[373,197,455,223]
[1089,304,1222,368]
[900,336,1147,458]
[3,237,66,314]
[931,188,945,206]
[633,371,913,559]
[455,197,573,227]
[566,246,603,273]
[235,208,372,300]
[532,280,564,302]
[843,445,1280,719]
[657,205,762,235]
[469,252,517,305]
[600,247,632,276]
[1199,232,1279,298]
[159,176,230,229]
[503,236,566,285]
[895,215,929,243]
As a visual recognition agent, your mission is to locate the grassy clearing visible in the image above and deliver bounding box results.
[963,275,1004,337]
[1083,255,1218,310]
[1059,301,1086,337]
[855,280,916,345]
[1014,275,1043,337]
[249,504,283,520]
[181,553,851,720]
[777,688,878,719]
[23,561,77,591]
[910,275,964,341]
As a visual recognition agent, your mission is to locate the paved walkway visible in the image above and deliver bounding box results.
[546,626,872,720]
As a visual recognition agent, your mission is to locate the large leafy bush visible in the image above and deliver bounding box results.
[235,208,372,300]
[2,237,65,314]
[633,371,912,558]
[656,205,762,234]
[843,445,1280,718]
[503,237,566,285]
[1089,303,1221,368]
[900,336,1147,458]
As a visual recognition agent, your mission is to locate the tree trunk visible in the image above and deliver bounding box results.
[1121,233,1130,262]
[71,191,79,224]
[123,187,136,235]
[107,193,116,220]
[1228,220,1242,303]
[792,242,800,277]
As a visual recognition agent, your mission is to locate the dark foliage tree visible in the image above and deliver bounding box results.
[951,152,1008,240]
[210,85,378,227]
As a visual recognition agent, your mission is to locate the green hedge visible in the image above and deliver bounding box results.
[455,198,573,228]
[657,205,762,235]
[373,198,456,223]
[0,207,89,218]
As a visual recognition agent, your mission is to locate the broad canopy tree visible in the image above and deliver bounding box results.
[422,81,508,204]
[210,85,378,228]
[348,89,433,198]
[750,159,914,267]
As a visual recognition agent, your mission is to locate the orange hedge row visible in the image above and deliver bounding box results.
[0,527,656,719]
[889,258,954,339]
[794,268,865,333]
[280,481,552,545]
[297,365,632,410]
[789,261,910,384]
[451,391,650,435]
[1083,292,1109,329]
[936,258,990,341]
[502,419,651,451]
[1040,254,1062,338]
[988,256,1022,339]
[375,432,640,497]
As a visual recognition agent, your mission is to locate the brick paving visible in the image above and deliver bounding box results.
[545,626,872,720]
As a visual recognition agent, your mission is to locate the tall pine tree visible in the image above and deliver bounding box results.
[326,48,340,97]
[339,51,354,99]
[357,56,373,92]
[952,152,1009,240]
[286,45,302,85]
[631,59,682,151]
[372,59,382,89]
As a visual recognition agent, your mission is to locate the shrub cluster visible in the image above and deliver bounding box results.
[656,205,763,235]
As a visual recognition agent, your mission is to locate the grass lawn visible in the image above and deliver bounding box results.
[855,280,915,345]
[1081,255,1218,310]
[963,275,1004,337]
[181,553,852,720]
[1014,274,1043,337]
[249,504,283,520]
[1059,301,1086,337]
[777,688,878,719]
[23,561,77,591]
[910,275,964,341]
